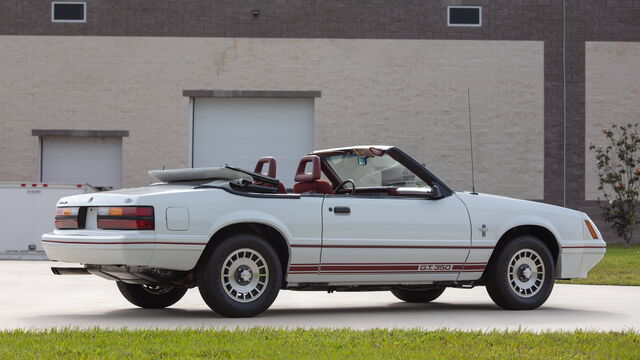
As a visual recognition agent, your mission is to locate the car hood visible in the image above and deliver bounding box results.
[454,191,583,217]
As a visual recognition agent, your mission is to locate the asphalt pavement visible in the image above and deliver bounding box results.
[1,261,637,331]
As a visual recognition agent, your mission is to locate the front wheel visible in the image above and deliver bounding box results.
[197,233,282,317]
[485,236,555,310]
[117,282,187,309]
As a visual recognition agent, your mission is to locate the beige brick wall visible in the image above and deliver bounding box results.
[585,42,640,200]
[0,36,544,199]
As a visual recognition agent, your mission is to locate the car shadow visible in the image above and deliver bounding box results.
[262,301,614,317]
[27,300,618,326]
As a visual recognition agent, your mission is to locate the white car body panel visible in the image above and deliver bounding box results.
[317,195,472,284]
[43,186,325,275]
[42,146,606,289]
[453,191,605,278]
[42,185,606,283]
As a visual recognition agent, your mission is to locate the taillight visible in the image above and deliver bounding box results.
[97,207,154,230]
[55,207,80,229]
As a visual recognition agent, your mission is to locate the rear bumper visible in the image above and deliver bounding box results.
[558,241,606,278]
[41,231,156,266]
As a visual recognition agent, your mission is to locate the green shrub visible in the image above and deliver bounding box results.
[590,123,640,246]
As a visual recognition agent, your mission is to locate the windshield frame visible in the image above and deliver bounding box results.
[318,147,453,197]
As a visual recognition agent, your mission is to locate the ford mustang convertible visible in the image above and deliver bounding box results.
[42,146,606,317]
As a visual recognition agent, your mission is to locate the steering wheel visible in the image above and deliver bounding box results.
[334,179,356,195]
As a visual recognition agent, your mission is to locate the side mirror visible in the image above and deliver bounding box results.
[430,184,443,199]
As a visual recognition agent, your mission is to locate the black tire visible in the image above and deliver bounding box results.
[197,233,282,317]
[391,287,446,303]
[116,282,187,309]
[485,235,555,310]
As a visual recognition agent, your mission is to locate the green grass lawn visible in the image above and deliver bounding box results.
[559,244,640,286]
[0,328,638,360]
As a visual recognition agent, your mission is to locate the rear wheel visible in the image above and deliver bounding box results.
[485,236,555,310]
[197,233,282,317]
[391,287,446,303]
[117,282,187,309]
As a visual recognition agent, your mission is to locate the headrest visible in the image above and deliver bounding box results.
[254,156,277,178]
[294,155,321,182]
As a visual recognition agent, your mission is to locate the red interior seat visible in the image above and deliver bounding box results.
[293,155,334,195]
[254,156,287,194]
[254,157,277,178]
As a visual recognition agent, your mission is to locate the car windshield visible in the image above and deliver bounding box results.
[323,152,429,188]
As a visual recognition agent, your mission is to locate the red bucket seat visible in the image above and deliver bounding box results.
[254,156,287,194]
[293,155,334,195]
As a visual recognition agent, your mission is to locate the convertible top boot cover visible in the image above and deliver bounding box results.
[148,167,252,183]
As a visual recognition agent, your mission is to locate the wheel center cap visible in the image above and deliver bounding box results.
[518,264,532,281]
[235,265,253,285]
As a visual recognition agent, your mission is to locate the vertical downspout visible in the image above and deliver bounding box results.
[189,97,195,168]
[562,0,567,207]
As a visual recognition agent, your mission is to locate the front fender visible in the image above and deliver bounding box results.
[494,215,564,246]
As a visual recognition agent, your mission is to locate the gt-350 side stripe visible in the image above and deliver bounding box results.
[288,262,487,274]
[290,244,493,249]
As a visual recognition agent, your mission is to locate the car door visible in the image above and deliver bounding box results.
[320,194,472,283]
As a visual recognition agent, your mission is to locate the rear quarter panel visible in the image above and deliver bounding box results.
[144,189,323,271]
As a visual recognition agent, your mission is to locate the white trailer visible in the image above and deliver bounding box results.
[0,182,94,260]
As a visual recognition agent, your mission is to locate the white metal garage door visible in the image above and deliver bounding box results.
[192,98,314,186]
[41,136,122,189]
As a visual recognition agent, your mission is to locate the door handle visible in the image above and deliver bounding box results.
[333,206,351,215]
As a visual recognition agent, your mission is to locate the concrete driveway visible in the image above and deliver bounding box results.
[1,261,638,331]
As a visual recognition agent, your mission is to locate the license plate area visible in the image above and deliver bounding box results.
[84,207,99,229]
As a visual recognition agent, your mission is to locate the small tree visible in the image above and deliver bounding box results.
[590,123,640,247]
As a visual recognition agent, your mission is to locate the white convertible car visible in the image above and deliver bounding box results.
[42,146,606,317]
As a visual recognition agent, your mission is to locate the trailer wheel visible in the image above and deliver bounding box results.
[117,282,187,309]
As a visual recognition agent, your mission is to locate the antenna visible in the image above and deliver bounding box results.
[467,88,477,194]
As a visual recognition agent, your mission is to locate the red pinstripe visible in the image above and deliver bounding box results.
[561,246,606,249]
[41,240,206,246]
[314,261,487,265]
[291,244,493,249]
